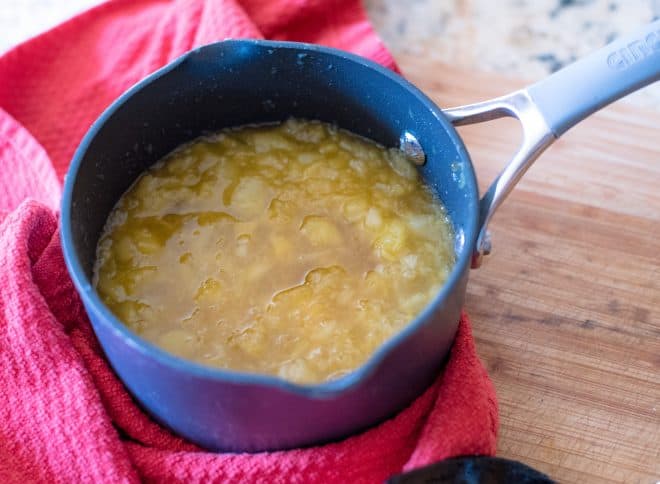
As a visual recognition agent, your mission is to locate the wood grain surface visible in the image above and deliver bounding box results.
[398,57,660,483]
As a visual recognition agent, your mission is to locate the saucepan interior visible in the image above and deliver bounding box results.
[61,40,480,451]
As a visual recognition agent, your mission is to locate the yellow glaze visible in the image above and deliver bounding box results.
[94,119,455,383]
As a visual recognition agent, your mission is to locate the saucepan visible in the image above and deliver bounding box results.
[61,20,660,452]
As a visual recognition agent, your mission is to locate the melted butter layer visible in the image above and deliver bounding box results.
[94,119,455,383]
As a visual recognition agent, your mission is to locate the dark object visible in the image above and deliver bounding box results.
[388,457,555,484]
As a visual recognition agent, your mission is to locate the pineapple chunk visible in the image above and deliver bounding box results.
[164,152,195,175]
[387,148,417,180]
[284,118,327,144]
[365,207,382,230]
[227,177,269,219]
[278,358,315,383]
[304,162,339,180]
[251,131,294,152]
[134,227,162,254]
[235,234,250,257]
[113,237,136,264]
[374,220,408,260]
[297,152,320,164]
[300,216,343,246]
[342,197,369,222]
[267,198,293,223]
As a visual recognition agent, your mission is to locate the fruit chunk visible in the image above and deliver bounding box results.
[227,177,269,219]
[284,118,327,144]
[342,197,369,222]
[365,207,382,230]
[278,358,316,383]
[267,198,294,223]
[251,131,295,152]
[387,148,417,180]
[374,220,408,260]
[300,215,343,246]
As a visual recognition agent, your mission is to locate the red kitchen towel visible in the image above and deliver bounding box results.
[0,1,498,482]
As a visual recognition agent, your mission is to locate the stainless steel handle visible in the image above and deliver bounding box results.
[446,20,660,268]
[443,90,556,268]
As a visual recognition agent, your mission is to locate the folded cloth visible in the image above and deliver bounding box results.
[0,1,498,482]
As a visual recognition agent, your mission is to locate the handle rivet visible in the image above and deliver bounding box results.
[481,231,492,255]
[399,132,426,165]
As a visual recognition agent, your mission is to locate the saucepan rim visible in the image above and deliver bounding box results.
[60,39,479,399]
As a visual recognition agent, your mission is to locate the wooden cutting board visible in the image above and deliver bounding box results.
[399,57,660,483]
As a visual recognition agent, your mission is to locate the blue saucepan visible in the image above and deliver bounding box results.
[61,21,660,451]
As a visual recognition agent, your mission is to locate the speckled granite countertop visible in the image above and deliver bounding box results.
[1,0,659,108]
[364,0,660,109]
